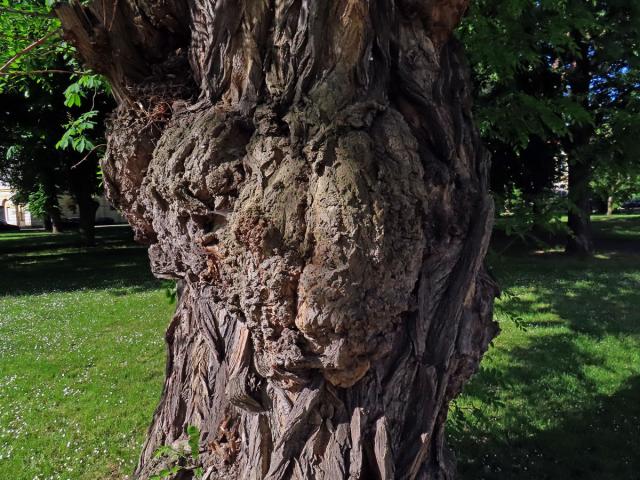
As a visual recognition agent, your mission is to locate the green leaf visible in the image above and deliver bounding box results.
[187,425,201,460]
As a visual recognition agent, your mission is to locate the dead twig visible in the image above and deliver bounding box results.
[0,69,83,77]
[71,144,107,169]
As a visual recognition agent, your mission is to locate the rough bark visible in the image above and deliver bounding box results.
[56,1,499,479]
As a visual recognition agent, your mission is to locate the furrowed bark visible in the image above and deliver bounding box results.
[56,1,499,479]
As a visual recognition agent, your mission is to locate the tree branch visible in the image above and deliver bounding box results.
[71,144,107,169]
[0,7,52,18]
[0,69,83,77]
[0,29,60,74]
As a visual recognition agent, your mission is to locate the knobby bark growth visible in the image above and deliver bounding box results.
[56,1,499,478]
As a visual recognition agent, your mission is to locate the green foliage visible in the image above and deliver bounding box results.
[187,425,201,461]
[62,74,110,107]
[461,0,640,220]
[59,74,110,154]
[25,183,48,217]
[495,186,568,248]
[56,110,97,152]
[150,425,203,480]
[63,81,84,107]
[163,281,178,304]
[0,1,111,208]
[0,1,72,95]
[591,164,640,211]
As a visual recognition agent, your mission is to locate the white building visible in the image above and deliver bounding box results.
[0,182,125,227]
[0,183,37,227]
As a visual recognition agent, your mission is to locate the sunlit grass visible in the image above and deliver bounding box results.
[0,227,172,480]
[1,215,638,479]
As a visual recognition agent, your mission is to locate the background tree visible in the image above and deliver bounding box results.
[55,1,499,478]
[461,0,640,256]
[0,86,66,231]
[0,1,112,244]
[590,67,640,214]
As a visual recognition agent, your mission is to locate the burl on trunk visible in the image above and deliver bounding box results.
[56,1,498,478]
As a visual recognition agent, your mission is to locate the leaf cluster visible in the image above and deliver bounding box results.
[461,0,640,169]
[150,426,204,480]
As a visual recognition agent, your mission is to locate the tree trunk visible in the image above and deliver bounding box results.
[41,174,63,234]
[606,195,614,216]
[566,157,594,256]
[57,2,498,479]
[69,159,99,246]
[564,34,594,257]
[76,194,98,245]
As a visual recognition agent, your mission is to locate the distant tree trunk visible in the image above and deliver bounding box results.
[41,173,63,234]
[566,157,593,255]
[607,195,615,216]
[565,34,594,257]
[75,193,98,245]
[57,1,498,479]
[47,209,63,234]
[69,159,99,246]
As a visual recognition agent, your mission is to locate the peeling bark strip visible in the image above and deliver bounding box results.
[56,1,499,478]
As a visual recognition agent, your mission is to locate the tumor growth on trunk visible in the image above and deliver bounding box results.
[56,1,499,478]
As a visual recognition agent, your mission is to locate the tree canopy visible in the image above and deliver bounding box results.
[0,0,112,242]
[460,0,640,250]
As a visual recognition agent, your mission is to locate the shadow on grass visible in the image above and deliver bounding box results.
[453,281,639,478]
[490,252,640,337]
[492,214,640,255]
[453,370,640,479]
[0,225,135,254]
[450,244,640,479]
[0,226,161,296]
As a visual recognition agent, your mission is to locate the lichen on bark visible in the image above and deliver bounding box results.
[56,1,499,479]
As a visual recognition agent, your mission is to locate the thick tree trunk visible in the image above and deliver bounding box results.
[57,1,498,479]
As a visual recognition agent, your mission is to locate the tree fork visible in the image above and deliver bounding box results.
[56,1,499,478]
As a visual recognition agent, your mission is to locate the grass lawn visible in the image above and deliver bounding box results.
[450,215,640,479]
[0,217,638,479]
[0,226,172,480]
